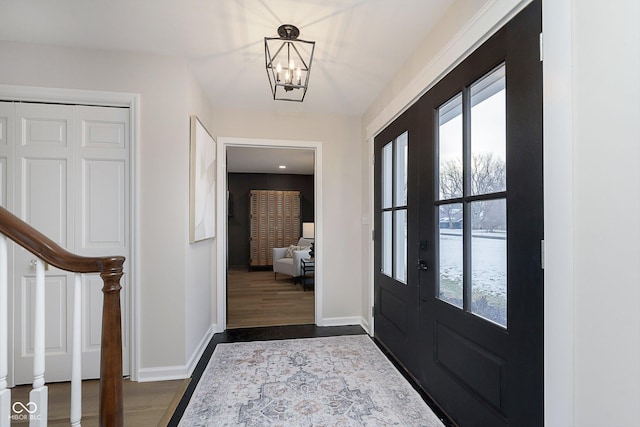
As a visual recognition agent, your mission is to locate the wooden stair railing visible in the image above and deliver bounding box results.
[0,206,125,427]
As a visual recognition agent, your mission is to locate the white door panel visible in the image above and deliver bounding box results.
[20,276,68,355]
[23,120,67,147]
[14,103,75,384]
[75,106,130,377]
[84,274,104,351]
[14,273,79,384]
[21,158,69,245]
[0,158,7,209]
[7,102,130,385]
[82,159,126,251]
[81,117,126,150]
[0,102,15,208]
[18,103,73,150]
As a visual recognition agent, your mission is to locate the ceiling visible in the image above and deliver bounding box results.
[227,147,314,174]
[0,0,454,116]
[0,0,455,173]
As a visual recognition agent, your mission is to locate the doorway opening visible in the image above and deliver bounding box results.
[216,138,322,331]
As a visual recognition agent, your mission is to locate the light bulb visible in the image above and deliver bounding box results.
[296,67,302,85]
[275,63,282,82]
[289,59,295,70]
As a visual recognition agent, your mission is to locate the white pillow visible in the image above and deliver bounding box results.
[285,245,310,258]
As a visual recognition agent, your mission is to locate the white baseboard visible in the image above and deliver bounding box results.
[136,323,216,382]
[360,317,372,335]
[319,316,362,327]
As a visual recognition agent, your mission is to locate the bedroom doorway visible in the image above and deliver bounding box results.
[217,139,321,330]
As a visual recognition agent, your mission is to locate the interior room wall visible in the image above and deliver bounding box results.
[227,173,314,269]
[0,41,214,379]
[213,108,363,323]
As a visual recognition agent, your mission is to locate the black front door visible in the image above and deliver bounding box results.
[374,2,543,425]
[373,104,423,375]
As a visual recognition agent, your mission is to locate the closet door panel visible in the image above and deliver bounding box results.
[0,102,14,207]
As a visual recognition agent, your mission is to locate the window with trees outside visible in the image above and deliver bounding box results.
[436,64,507,327]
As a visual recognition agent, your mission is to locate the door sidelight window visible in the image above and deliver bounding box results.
[381,132,408,284]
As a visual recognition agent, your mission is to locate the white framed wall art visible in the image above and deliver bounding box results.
[189,115,216,242]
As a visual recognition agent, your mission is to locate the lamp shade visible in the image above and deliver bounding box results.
[302,222,315,239]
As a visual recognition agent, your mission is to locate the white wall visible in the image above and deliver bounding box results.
[362,0,491,130]
[570,0,640,425]
[184,69,216,370]
[212,108,363,324]
[0,41,215,379]
[542,0,574,424]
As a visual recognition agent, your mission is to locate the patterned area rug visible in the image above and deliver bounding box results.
[179,335,444,426]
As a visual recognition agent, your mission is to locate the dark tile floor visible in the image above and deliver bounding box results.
[168,324,453,426]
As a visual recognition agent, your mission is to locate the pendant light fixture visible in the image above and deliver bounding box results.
[264,24,315,102]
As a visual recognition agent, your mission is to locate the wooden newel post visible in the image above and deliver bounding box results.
[99,262,124,427]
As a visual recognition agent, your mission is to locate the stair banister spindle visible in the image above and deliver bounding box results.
[0,236,10,427]
[0,207,125,426]
[29,259,47,427]
[71,273,82,427]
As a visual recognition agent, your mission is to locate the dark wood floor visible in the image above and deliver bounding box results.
[10,378,188,426]
[227,268,315,328]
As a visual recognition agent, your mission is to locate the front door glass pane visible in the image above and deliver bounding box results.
[394,209,407,283]
[470,65,506,196]
[435,65,509,329]
[438,203,463,308]
[382,142,393,208]
[380,133,408,285]
[382,211,392,276]
[395,132,408,207]
[471,198,507,327]
[438,93,463,200]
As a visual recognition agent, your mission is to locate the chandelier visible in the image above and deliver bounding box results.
[264,24,315,102]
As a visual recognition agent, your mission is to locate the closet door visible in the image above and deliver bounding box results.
[11,103,130,385]
[0,102,14,208]
[74,105,131,380]
[13,103,76,384]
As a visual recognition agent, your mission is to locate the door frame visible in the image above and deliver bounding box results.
[215,137,323,332]
[0,84,140,382]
